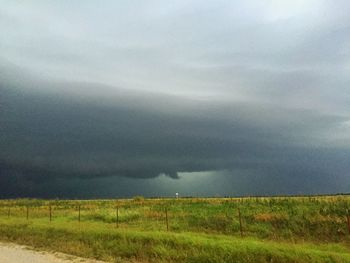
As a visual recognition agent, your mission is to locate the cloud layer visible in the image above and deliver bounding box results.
[0,0,349,197]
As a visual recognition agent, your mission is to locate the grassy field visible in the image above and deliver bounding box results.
[1,196,350,262]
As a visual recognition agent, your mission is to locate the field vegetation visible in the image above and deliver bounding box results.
[1,196,350,262]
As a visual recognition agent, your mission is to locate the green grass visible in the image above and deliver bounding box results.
[1,218,350,262]
[1,196,350,262]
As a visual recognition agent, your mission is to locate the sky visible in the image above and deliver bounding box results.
[0,0,350,198]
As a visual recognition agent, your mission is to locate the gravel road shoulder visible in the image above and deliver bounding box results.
[0,242,106,263]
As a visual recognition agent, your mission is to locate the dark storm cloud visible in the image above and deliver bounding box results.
[1,66,349,188]
[0,0,350,197]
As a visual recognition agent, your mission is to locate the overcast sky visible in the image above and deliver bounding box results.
[1,0,350,198]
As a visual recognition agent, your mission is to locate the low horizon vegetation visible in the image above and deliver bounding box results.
[1,195,350,262]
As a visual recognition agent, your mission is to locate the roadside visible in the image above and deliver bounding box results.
[0,242,105,263]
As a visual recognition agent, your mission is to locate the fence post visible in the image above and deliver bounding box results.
[165,207,169,231]
[26,206,29,220]
[346,209,350,234]
[49,205,52,222]
[238,208,243,237]
[78,205,81,222]
[116,206,119,228]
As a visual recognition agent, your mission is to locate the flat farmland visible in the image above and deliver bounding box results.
[1,196,350,262]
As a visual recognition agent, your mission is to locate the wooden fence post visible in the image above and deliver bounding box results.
[238,208,243,237]
[78,205,81,222]
[49,205,52,222]
[165,207,169,231]
[116,206,119,228]
[346,209,350,234]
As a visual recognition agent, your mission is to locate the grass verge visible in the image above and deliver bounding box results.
[0,218,350,262]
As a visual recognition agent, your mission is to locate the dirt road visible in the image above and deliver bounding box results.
[0,242,105,263]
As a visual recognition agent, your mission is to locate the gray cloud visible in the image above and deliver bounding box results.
[0,0,349,197]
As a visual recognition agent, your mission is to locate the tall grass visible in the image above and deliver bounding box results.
[1,196,350,262]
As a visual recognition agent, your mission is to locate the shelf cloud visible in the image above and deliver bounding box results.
[0,0,349,197]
